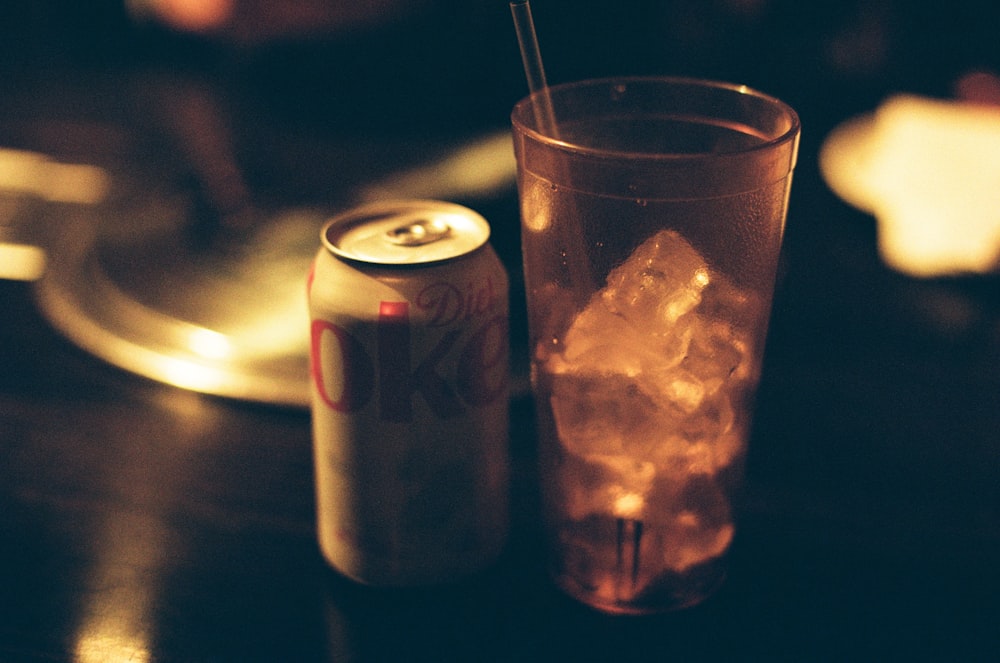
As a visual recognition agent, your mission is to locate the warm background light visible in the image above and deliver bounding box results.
[820,94,1000,277]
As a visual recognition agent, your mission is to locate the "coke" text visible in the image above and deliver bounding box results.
[311,299,508,422]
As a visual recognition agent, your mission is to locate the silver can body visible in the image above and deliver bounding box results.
[308,200,510,586]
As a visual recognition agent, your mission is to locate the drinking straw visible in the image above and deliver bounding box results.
[510,0,547,94]
[509,0,560,138]
[509,2,637,576]
[509,1,595,301]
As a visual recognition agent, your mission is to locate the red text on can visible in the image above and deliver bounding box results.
[311,300,508,422]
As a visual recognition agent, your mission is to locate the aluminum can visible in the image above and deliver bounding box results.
[308,200,510,586]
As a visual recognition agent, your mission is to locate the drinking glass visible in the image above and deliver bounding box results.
[511,76,800,614]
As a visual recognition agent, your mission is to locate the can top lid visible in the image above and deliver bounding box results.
[322,200,492,266]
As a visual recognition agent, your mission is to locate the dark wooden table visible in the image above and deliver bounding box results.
[1,2,998,660]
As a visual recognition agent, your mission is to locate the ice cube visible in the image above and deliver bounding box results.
[645,473,735,572]
[550,371,659,456]
[682,317,754,390]
[553,289,693,380]
[646,388,742,474]
[707,430,743,472]
[544,225,753,528]
[678,389,737,444]
[664,518,734,573]
[665,475,735,571]
[698,268,760,320]
[559,303,645,375]
[559,452,656,521]
[600,230,711,330]
[649,366,708,414]
[545,229,711,382]
[624,431,699,476]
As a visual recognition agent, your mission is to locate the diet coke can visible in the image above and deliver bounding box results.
[308,200,510,586]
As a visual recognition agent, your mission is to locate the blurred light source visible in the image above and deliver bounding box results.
[187,327,232,360]
[28,131,515,407]
[0,149,109,281]
[359,131,516,203]
[0,243,46,281]
[0,149,109,204]
[820,95,1000,277]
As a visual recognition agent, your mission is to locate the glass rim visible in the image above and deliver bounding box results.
[511,75,801,162]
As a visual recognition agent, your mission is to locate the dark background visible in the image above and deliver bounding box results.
[1,1,998,661]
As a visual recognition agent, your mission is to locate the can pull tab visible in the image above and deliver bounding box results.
[385,218,452,246]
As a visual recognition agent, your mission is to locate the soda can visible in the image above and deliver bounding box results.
[308,200,510,586]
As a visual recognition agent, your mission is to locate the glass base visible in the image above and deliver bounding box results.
[552,554,727,616]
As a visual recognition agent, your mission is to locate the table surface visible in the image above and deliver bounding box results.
[1,2,998,661]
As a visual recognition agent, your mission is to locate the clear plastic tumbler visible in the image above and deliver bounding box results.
[511,77,800,614]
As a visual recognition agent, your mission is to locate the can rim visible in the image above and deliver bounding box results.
[321,200,492,266]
